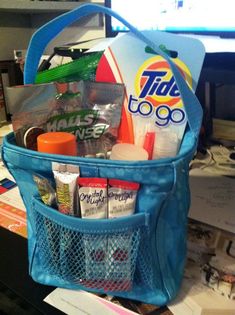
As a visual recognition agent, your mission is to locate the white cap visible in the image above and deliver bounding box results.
[153,130,179,159]
[110,143,148,161]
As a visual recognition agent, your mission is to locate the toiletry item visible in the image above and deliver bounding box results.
[23,126,45,150]
[110,143,148,161]
[108,179,140,218]
[33,173,60,272]
[78,177,108,288]
[152,130,179,159]
[143,131,156,160]
[106,233,133,291]
[37,132,77,156]
[95,152,106,159]
[78,178,108,219]
[106,179,140,291]
[52,162,80,215]
[96,31,205,148]
[82,234,107,289]
[52,162,80,280]
[33,173,57,207]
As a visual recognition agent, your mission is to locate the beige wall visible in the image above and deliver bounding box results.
[0,1,105,61]
[30,12,105,56]
[0,13,32,60]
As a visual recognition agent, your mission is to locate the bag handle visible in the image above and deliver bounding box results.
[24,3,202,139]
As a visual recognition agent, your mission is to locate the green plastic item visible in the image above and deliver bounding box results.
[35,51,103,84]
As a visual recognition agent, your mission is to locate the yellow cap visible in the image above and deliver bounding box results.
[37,132,77,156]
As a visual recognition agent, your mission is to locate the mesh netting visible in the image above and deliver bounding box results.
[32,207,159,292]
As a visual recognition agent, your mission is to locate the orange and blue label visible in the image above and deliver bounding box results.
[95,30,205,144]
[128,55,193,128]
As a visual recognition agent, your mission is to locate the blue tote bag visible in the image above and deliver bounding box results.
[1,4,203,306]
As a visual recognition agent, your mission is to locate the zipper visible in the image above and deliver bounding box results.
[3,133,197,168]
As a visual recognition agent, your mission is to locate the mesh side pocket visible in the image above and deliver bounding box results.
[80,230,141,292]
[34,215,61,277]
[32,209,86,282]
[31,198,148,292]
[135,229,162,291]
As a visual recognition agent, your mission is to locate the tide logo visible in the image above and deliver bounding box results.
[134,55,192,108]
[128,55,192,127]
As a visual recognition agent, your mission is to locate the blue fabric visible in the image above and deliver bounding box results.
[1,4,203,306]
[2,131,197,306]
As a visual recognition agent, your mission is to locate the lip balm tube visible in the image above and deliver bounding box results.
[52,162,80,216]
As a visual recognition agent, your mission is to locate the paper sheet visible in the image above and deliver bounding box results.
[0,161,25,211]
[44,289,138,315]
[0,160,27,237]
[0,186,26,212]
[168,261,235,315]
[189,168,235,233]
